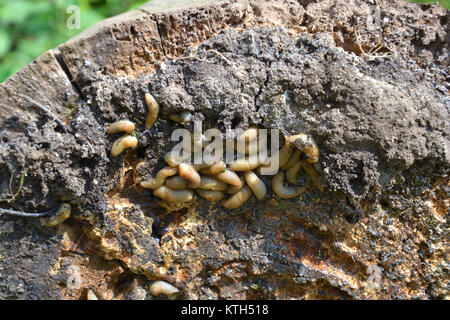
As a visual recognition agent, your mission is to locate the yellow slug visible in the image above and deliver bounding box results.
[164,150,191,167]
[226,175,245,194]
[140,167,178,189]
[144,92,160,130]
[40,203,71,227]
[190,176,228,191]
[107,120,135,134]
[260,143,293,174]
[286,161,302,185]
[179,163,201,188]
[272,171,305,199]
[198,161,226,175]
[281,149,301,170]
[195,189,224,202]
[214,169,241,187]
[149,280,180,296]
[111,134,138,157]
[169,111,192,124]
[236,128,259,144]
[222,185,252,209]
[164,176,188,190]
[286,133,319,163]
[300,160,324,192]
[153,186,194,203]
[244,171,266,200]
[228,154,268,171]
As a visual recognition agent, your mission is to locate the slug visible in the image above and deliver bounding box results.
[153,186,194,203]
[111,134,138,157]
[192,161,212,171]
[261,143,293,174]
[40,203,71,227]
[281,149,301,170]
[144,92,160,130]
[286,134,319,163]
[300,160,324,192]
[286,161,302,185]
[214,169,241,187]
[140,167,178,189]
[191,133,208,150]
[236,128,259,144]
[169,111,192,124]
[244,171,266,200]
[165,176,188,190]
[235,128,259,155]
[179,163,201,188]
[149,280,180,296]
[272,171,305,199]
[274,143,294,168]
[198,161,226,175]
[226,175,245,194]
[164,150,191,167]
[107,120,135,134]
[228,154,268,171]
[243,139,261,155]
[195,189,224,202]
[222,185,252,209]
[190,176,228,191]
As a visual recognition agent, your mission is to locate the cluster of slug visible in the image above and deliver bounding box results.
[107,92,322,210]
[148,130,320,209]
[107,92,160,157]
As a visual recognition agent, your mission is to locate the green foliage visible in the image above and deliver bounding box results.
[0,0,148,83]
[0,0,448,83]
[407,0,449,7]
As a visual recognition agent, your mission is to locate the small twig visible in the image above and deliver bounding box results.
[0,204,60,218]
[354,30,391,61]
[176,55,206,64]
[0,169,27,203]
[354,30,370,57]
[7,171,15,199]
[368,42,383,54]
[9,169,26,202]
[72,230,86,251]
[205,49,233,66]
[17,94,67,132]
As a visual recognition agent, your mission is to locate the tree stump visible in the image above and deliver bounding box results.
[0,0,448,300]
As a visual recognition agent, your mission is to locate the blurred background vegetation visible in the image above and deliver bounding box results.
[0,0,149,82]
[0,0,448,83]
